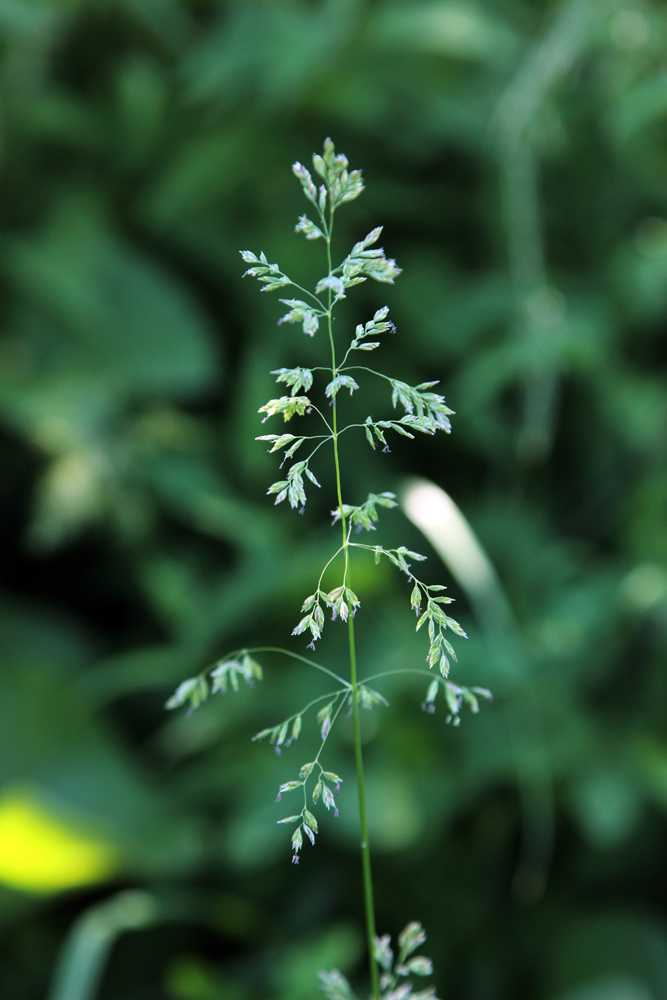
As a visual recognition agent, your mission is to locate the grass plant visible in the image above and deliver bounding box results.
[166,140,492,1000]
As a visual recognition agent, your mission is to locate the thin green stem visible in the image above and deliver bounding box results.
[281,688,349,728]
[314,689,348,765]
[285,280,327,311]
[304,436,334,464]
[300,689,349,815]
[362,668,446,685]
[317,545,346,593]
[335,422,372,437]
[347,612,380,999]
[326,210,380,1000]
[309,405,335,435]
[338,364,393,382]
[314,200,329,236]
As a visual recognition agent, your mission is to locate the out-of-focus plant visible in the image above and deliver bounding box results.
[166,139,491,999]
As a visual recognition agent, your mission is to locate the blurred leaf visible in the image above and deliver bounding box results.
[568,770,644,849]
[3,194,219,399]
[373,1,519,67]
[274,924,362,1000]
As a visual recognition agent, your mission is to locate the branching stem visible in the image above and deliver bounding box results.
[203,646,349,687]
[363,667,447,685]
[310,405,335,435]
[317,545,346,593]
[282,689,350,729]
[326,212,380,1000]
[338,364,392,381]
[304,436,334,464]
[286,281,327,311]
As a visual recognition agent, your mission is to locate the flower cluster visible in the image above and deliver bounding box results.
[276,758,344,864]
[293,585,362,647]
[319,922,440,1000]
[165,653,263,714]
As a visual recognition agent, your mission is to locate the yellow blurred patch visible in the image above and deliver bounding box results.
[0,790,117,893]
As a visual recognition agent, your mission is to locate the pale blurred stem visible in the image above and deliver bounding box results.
[47,891,156,1000]
[327,210,380,1000]
[494,0,597,460]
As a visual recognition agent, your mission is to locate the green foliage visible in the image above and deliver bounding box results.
[4,2,667,999]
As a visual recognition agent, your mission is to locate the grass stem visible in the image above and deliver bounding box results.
[327,218,380,1000]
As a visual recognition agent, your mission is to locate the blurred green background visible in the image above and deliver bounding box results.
[2,0,667,997]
